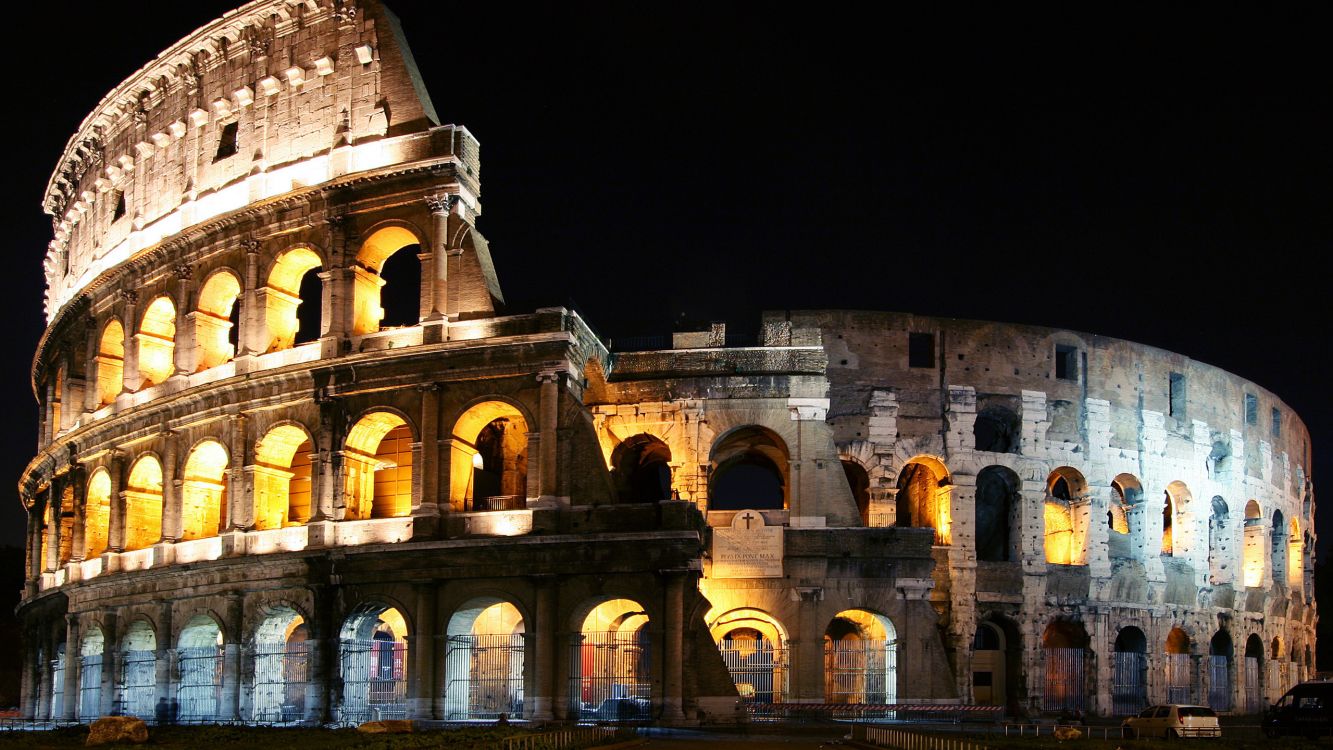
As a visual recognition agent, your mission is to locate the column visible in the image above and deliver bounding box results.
[62,614,80,720]
[120,290,140,392]
[35,625,52,720]
[313,396,342,522]
[28,498,45,583]
[529,578,556,720]
[172,264,196,376]
[161,432,180,542]
[108,453,126,553]
[414,384,441,535]
[425,194,453,320]
[305,584,336,723]
[83,316,100,415]
[662,572,686,722]
[537,371,561,501]
[320,214,355,356]
[239,239,261,357]
[20,620,39,719]
[227,414,249,529]
[46,479,62,572]
[791,587,824,702]
[99,609,119,717]
[155,601,173,712]
[70,466,87,566]
[221,592,243,720]
[409,582,437,719]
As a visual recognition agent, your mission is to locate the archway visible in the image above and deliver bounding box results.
[85,469,111,559]
[444,599,526,720]
[896,456,951,543]
[1165,627,1193,704]
[1041,620,1087,712]
[972,622,1006,707]
[78,624,105,721]
[338,605,408,723]
[710,608,789,705]
[96,320,124,406]
[194,271,241,370]
[975,466,1020,562]
[1243,500,1264,586]
[1244,634,1264,714]
[353,226,422,335]
[709,426,789,512]
[1210,630,1233,712]
[824,609,897,705]
[842,461,871,525]
[1108,474,1142,562]
[251,605,309,723]
[612,435,673,503]
[573,598,651,721]
[265,246,323,351]
[181,441,228,540]
[973,406,1019,453]
[343,412,413,520]
[1287,520,1302,590]
[1271,510,1287,584]
[136,296,176,388]
[117,619,156,719]
[177,614,224,721]
[253,424,314,530]
[1044,468,1087,564]
[1112,626,1148,715]
[449,401,530,511]
[1162,481,1193,556]
[124,455,163,551]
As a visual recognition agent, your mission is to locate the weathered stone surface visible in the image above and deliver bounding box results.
[85,717,148,746]
[357,720,414,734]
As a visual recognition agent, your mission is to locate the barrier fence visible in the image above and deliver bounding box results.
[500,725,631,750]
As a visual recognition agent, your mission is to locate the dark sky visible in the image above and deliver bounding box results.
[2,4,1329,554]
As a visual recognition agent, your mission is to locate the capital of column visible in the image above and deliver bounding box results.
[425,193,458,216]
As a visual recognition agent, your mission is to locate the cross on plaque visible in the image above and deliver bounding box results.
[740,512,757,529]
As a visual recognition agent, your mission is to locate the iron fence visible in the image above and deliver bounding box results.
[571,631,650,721]
[1111,651,1147,716]
[1042,648,1083,712]
[1165,653,1192,704]
[251,641,309,723]
[339,639,407,724]
[719,642,788,704]
[445,634,525,720]
[1244,657,1262,714]
[78,655,101,721]
[825,639,896,705]
[118,650,156,718]
[1209,655,1232,712]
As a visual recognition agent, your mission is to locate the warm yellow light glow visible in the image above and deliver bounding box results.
[124,455,163,551]
[265,246,322,352]
[1044,501,1074,565]
[180,440,228,541]
[96,320,125,406]
[582,598,649,634]
[136,296,176,387]
[84,469,111,558]
[195,271,241,370]
[1288,520,1302,589]
[344,412,411,520]
[352,226,421,336]
[449,401,530,512]
[897,456,951,543]
[471,602,524,636]
[1243,499,1264,587]
[253,424,314,530]
[378,607,409,642]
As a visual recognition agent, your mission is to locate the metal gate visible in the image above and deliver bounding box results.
[251,641,308,723]
[79,655,102,721]
[177,645,223,721]
[825,639,896,705]
[445,634,525,719]
[1043,648,1084,712]
[50,654,65,720]
[1244,657,1262,714]
[1112,651,1147,715]
[1209,655,1232,711]
[118,650,156,718]
[719,641,788,704]
[571,631,650,721]
[340,639,407,724]
[1166,654,1192,704]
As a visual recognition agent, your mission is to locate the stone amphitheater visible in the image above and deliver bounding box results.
[16,0,1316,725]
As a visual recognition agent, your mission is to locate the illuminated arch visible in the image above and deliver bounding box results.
[253,423,315,530]
[611,433,672,503]
[343,411,413,520]
[443,598,527,720]
[824,609,897,705]
[1243,500,1264,586]
[194,270,241,370]
[895,456,951,543]
[709,426,790,512]
[1287,519,1302,589]
[353,225,423,335]
[117,619,157,718]
[124,455,163,551]
[1044,467,1087,565]
[77,623,106,721]
[180,440,228,541]
[84,469,111,559]
[338,603,409,724]
[95,319,124,406]
[251,604,309,723]
[177,614,224,721]
[1041,619,1089,712]
[572,598,651,718]
[264,246,323,352]
[709,608,790,705]
[1162,480,1193,556]
[449,400,530,512]
[136,296,176,387]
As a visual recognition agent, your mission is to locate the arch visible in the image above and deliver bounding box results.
[118,619,157,718]
[344,411,414,520]
[973,405,1020,453]
[176,614,224,721]
[1108,474,1142,562]
[1209,630,1234,712]
[1112,626,1148,715]
[1044,467,1087,565]
[1243,500,1265,586]
[338,603,409,724]
[180,440,228,541]
[1270,636,1283,661]
[895,455,951,543]
[1271,510,1287,585]
[449,400,531,512]
[124,455,163,551]
[136,295,176,387]
[1244,633,1265,714]
[975,465,1020,562]
[573,597,652,720]
[264,246,323,351]
[1041,619,1088,712]
[709,426,790,512]
[194,269,242,370]
[353,225,424,335]
[841,460,871,525]
[84,468,112,559]
[253,423,315,530]
[710,608,790,705]
[96,319,125,406]
[824,609,897,705]
[1162,481,1193,556]
[609,433,673,504]
[972,621,1009,707]
[1165,627,1193,704]
[78,623,106,721]
[443,597,526,720]
[1287,518,1302,590]
[251,604,309,723]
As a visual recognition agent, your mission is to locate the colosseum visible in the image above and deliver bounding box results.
[16,0,1316,727]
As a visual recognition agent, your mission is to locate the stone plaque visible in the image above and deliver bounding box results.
[712,510,783,578]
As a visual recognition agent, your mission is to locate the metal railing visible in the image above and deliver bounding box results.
[501,725,630,750]
[854,725,991,750]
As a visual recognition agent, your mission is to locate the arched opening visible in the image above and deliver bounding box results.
[354,226,422,335]
[573,598,651,721]
[1209,497,1230,584]
[136,296,176,388]
[1044,468,1087,565]
[264,246,323,351]
[1165,627,1193,704]
[710,608,789,706]
[49,641,65,721]
[450,401,530,512]
[338,605,408,723]
[117,619,156,719]
[824,609,897,705]
[51,363,65,436]
[181,441,228,541]
[1243,500,1264,587]
[194,271,242,370]
[1108,474,1142,562]
[1210,630,1233,712]
[1287,519,1302,590]
[1271,510,1287,585]
[709,426,789,512]
[1112,626,1148,715]
[84,470,111,559]
[842,461,871,524]
[1244,634,1264,714]
[56,483,75,567]
[78,624,105,721]
[177,615,224,721]
[895,456,951,543]
[1041,620,1088,712]
[973,406,1019,453]
[123,455,163,551]
[96,320,125,406]
[343,412,413,520]
[611,435,673,503]
[251,606,309,724]
[975,466,1020,562]
[1272,637,1289,696]
[972,622,1007,707]
[444,599,526,720]
[1162,481,1193,557]
[253,425,314,530]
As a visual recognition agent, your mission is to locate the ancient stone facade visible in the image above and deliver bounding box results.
[18,0,1315,726]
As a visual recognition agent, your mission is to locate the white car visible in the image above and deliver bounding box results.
[1123,704,1222,738]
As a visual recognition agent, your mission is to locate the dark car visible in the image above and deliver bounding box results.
[591,698,650,721]
[1265,681,1333,738]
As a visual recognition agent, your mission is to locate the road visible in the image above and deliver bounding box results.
[637,728,853,748]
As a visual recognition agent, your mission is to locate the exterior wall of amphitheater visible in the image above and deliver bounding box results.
[16,0,1315,726]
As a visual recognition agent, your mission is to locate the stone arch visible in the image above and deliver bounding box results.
[1044,467,1088,565]
[1165,626,1194,703]
[84,468,112,559]
[443,597,527,720]
[709,425,790,512]
[1244,633,1265,713]
[136,295,176,388]
[353,224,424,335]
[343,410,415,520]
[709,608,790,705]
[449,399,532,512]
[1108,474,1143,562]
[895,455,951,543]
[572,597,652,720]
[976,613,1023,713]
[1286,518,1302,590]
[194,268,242,370]
[95,319,124,406]
[824,609,897,705]
[971,620,1010,708]
[1041,619,1089,712]
[338,602,410,724]
[118,618,157,718]
[177,613,225,721]
[77,622,106,721]
[1162,480,1193,556]
[841,458,871,525]
[975,465,1021,562]
[124,454,163,551]
[1113,625,1149,715]
[250,603,309,723]
[973,405,1020,454]
[1270,510,1287,585]
[180,439,228,541]
[1243,500,1264,587]
[264,245,324,351]
[1209,496,1230,584]
[253,422,315,530]
[611,433,673,503]
[1210,629,1234,712]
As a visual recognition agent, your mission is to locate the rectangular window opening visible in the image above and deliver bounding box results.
[1169,372,1186,418]
[112,191,126,221]
[1272,408,1282,438]
[1245,393,1258,425]
[214,121,239,162]
[1055,345,1078,381]
[908,332,935,368]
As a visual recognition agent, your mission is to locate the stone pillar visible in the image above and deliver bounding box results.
[320,214,355,356]
[409,582,437,719]
[108,453,126,553]
[305,584,335,723]
[314,397,342,522]
[62,614,80,721]
[227,414,249,529]
[70,466,87,564]
[161,432,180,542]
[662,572,686,722]
[83,316,100,415]
[29,498,46,585]
[425,194,453,319]
[35,625,52,721]
[537,371,561,502]
[414,384,441,536]
[47,477,63,572]
[529,578,556,720]
[172,264,196,376]
[20,619,39,719]
[240,239,261,356]
[99,609,119,717]
[155,601,173,711]
[222,592,243,720]
[120,290,140,392]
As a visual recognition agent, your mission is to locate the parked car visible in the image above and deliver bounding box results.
[590,698,650,721]
[1122,704,1221,738]
[1265,681,1333,738]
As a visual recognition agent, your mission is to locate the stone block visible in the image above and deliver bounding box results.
[86,716,148,745]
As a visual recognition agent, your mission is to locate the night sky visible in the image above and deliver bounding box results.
[2,3,1329,566]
